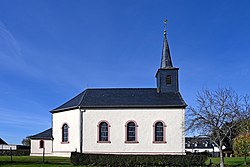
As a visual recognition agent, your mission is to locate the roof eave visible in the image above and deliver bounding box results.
[81,105,187,109]
[155,67,179,77]
[28,137,53,140]
[50,104,187,113]
[50,106,79,113]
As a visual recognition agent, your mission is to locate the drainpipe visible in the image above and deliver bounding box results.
[51,114,54,153]
[79,107,84,153]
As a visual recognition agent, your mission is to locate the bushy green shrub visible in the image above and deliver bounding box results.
[0,150,30,156]
[70,152,208,166]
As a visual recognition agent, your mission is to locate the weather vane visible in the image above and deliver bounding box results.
[164,19,168,34]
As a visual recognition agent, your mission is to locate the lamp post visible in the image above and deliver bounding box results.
[43,147,45,163]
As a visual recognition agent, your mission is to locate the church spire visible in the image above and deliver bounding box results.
[161,19,173,68]
[156,20,179,93]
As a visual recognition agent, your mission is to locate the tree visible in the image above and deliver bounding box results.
[233,95,250,166]
[238,95,250,133]
[233,133,250,165]
[21,138,30,146]
[187,88,249,167]
[222,100,250,149]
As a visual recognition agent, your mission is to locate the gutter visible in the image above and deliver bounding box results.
[51,105,187,113]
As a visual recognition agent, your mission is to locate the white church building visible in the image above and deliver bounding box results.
[28,28,187,157]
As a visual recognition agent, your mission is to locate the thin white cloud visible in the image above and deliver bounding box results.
[0,20,83,89]
[0,21,43,78]
[0,107,50,130]
[0,21,21,58]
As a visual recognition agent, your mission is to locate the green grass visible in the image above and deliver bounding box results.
[1,156,250,167]
[0,156,79,167]
[207,157,250,167]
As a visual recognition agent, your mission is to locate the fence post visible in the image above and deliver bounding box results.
[42,147,45,164]
[10,147,13,163]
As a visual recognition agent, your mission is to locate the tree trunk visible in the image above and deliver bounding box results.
[219,146,224,167]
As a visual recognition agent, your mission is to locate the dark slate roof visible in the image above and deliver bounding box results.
[28,128,52,140]
[17,145,30,150]
[185,137,214,149]
[161,31,173,68]
[0,138,7,145]
[51,88,187,113]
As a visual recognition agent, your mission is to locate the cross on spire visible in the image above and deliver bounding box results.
[164,19,168,35]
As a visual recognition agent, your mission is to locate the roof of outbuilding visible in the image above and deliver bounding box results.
[51,88,187,113]
[0,138,7,145]
[185,137,214,149]
[28,128,52,140]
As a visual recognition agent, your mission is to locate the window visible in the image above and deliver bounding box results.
[39,140,44,148]
[97,121,111,143]
[125,121,138,143]
[62,123,69,143]
[127,122,135,141]
[166,75,172,85]
[153,121,167,143]
[155,122,164,141]
[99,122,108,141]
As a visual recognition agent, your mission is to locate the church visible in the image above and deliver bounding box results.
[28,27,187,157]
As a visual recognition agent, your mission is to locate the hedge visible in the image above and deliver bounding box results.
[0,150,30,156]
[71,152,208,166]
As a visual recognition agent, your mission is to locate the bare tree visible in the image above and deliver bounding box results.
[186,88,249,167]
[239,95,250,133]
[223,95,250,149]
[21,138,30,146]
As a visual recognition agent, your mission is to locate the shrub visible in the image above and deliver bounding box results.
[70,152,208,166]
[0,150,30,156]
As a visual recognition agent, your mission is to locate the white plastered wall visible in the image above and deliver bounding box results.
[30,139,52,156]
[83,108,185,155]
[52,109,80,157]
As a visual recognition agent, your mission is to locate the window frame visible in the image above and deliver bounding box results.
[125,120,139,143]
[61,123,70,144]
[97,120,111,143]
[153,120,167,143]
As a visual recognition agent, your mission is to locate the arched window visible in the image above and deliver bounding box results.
[125,121,138,143]
[155,122,163,141]
[153,121,167,143]
[62,123,69,143]
[127,122,135,141]
[166,75,172,85]
[39,140,44,148]
[97,121,111,143]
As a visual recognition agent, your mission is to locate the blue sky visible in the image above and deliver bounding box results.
[0,0,249,144]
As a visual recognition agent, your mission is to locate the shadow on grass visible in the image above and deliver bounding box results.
[0,160,72,166]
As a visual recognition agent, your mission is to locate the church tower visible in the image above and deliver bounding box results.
[156,21,179,93]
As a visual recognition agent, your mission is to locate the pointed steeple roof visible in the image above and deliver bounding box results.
[161,20,173,68]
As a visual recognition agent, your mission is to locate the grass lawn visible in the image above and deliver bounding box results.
[207,157,250,167]
[0,156,81,167]
[1,156,250,167]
